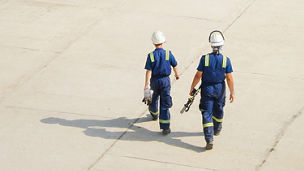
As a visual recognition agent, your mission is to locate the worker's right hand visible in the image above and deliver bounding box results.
[189,88,194,96]
[142,89,152,105]
[142,97,152,105]
[229,94,234,103]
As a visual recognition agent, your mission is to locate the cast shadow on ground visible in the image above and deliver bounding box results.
[41,115,205,152]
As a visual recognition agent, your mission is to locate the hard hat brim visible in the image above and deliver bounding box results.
[152,39,166,45]
[211,41,224,47]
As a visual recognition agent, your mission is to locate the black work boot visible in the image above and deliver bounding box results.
[214,131,221,136]
[150,114,158,121]
[206,140,213,150]
[214,123,222,136]
[162,128,171,135]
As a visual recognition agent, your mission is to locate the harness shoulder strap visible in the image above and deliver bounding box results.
[222,55,227,68]
[149,51,154,62]
[204,54,210,67]
[165,50,170,61]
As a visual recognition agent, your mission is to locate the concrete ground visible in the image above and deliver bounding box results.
[0,0,303,170]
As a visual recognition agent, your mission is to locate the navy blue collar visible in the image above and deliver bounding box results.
[155,48,163,51]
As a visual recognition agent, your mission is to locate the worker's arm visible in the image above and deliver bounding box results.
[189,71,202,96]
[144,70,151,90]
[173,66,180,80]
[226,73,235,103]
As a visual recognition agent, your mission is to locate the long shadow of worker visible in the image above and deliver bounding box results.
[41,116,204,152]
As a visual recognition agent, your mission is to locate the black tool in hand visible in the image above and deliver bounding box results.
[180,86,201,114]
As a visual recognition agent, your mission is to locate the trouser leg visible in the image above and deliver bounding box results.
[213,102,224,134]
[149,92,159,118]
[213,84,225,134]
[159,79,172,130]
[200,96,214,143]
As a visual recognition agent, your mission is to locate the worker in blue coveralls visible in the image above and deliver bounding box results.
[143,31,180,135]
[189,30,235,150]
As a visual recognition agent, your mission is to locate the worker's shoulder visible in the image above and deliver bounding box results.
[220,53,230,58]
[163,49,172,54]
[224,55,231,61]
[200,53,209,59]
[147,50,154,55]
[219,53,232,62]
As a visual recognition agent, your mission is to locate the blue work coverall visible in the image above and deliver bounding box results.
[197,52,233,143]
[145,48,178,130]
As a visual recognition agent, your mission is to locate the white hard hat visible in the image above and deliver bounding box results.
[209,30,225,47]
[151,31,166,44]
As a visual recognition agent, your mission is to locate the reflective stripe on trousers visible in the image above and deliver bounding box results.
[149,110,159,116]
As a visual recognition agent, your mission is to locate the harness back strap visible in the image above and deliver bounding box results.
[165,50,170,61]
[150,50,170,62]
[222,55,227,68]
[149,52,154,62]
[205,54,210,66]
[204,53,227,68]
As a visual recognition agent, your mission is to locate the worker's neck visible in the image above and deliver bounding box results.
[154,44,163,49]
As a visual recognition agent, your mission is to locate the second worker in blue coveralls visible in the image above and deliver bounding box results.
[189,30,235,150]
[144,31,179,135]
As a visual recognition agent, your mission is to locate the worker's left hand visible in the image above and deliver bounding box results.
[175,75,180,80]
[229,94,235,103]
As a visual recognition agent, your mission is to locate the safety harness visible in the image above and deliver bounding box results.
[205,53,227,68]
[150,50,170,62]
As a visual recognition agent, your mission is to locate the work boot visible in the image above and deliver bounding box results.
[151,114,158,121]
[150,114,158,121]
[162,128,171,135]
[206,140,213,150]
[214,123,222,136]
[214,131,221,136]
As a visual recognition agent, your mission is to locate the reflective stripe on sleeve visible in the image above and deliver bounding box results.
[165,50,169,61]
[203,123,214,128]
[205,54,209,67]
[212,116,223,122]
[150,52,154,62]
[159,119,170,124]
